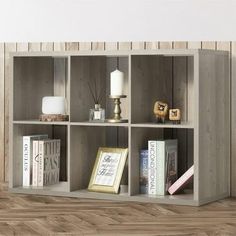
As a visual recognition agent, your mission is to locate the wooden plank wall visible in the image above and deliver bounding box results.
[1,41,235,195]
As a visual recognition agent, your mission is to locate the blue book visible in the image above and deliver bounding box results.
[140,149,148,194]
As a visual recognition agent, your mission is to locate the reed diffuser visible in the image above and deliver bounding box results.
[88,80,105,122]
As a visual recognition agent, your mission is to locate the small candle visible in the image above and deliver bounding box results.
[110,69,124,96]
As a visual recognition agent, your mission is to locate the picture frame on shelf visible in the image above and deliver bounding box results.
[88,147,128,194]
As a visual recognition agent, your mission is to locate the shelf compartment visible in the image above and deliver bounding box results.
[130,127,194,198]
[70,55,129,122]
[11,124,69,189]
[70,126,129,194]
[131,55,194,124]
[13,56,69,121]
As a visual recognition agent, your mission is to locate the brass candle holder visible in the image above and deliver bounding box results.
[108,95,128,123]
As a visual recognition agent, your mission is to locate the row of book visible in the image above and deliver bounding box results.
[140,139,194,195]
[23,135,61,187]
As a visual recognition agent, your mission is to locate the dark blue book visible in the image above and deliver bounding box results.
[140,149,148,194]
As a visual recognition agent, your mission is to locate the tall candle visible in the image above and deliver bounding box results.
[110,69,124,96]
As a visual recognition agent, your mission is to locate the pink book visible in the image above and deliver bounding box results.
[168,165,194,195]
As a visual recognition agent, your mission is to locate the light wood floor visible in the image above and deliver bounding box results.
[0,191,236,235]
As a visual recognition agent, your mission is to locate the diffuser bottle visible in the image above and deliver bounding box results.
[89,104,105,122]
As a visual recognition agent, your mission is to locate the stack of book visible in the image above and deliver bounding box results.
[23,135,61,187]
[140,139,194,195]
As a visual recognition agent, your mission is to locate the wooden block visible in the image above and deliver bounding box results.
[39,114,69,122]
[169,109,181,124]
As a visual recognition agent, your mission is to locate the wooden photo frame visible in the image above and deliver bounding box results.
[88,147,128,194]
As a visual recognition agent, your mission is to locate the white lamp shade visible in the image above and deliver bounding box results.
[42,96,66,115]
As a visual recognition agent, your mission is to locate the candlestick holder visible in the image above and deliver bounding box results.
[108,95,128,123]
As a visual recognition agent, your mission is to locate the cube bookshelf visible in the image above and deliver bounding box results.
[9,49,230,206]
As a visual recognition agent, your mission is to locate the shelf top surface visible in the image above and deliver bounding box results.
[70,121,129,127]
[13,120,194,128]
[131,122,194,129]
[13,120,69,125]
[9,187,197,206]
[10,49,229,58]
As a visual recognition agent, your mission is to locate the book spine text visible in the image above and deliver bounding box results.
[23,137,30,187]
[148,141,157,195]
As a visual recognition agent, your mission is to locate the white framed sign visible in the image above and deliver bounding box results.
[88,147,128,194]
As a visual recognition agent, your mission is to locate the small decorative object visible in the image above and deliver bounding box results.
[110,69,124,96]
[88,80,105,122]
[88,147,128,194]
[40,96,69,121]
[169,109,181,124]
[153,101,168,123]
[39,114,69,122]
[42,96,66,115]
[89,104,105,122]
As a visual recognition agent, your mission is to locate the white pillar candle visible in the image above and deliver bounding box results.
[42,96,66,115]
[110,69,124,96]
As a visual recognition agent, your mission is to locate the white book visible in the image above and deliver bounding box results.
[156,139,178,195]
[148,140,157,195]
[22,134,48,187]
[38,139,60,186]
[32,140,39,187]
[38,140,44,187]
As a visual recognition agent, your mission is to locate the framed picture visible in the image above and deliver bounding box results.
[88,147,128,194]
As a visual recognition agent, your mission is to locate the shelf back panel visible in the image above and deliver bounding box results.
[70,126,128,192]
[131,55,194,124]
[13,57,69,120]
[130,127,194,196]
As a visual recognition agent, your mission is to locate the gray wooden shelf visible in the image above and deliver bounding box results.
[9,49,230,206]
[70,121,129,127]
[9,187,197,206]
[13,120,69,125]
[9,181,69,193]
[131,122,194,129]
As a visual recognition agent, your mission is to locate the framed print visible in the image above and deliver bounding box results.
[88,147,128,194]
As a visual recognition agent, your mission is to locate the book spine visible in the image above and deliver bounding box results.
[165,140,178,192]
[38,141,45,187]
[23,137,30,187]
[156,142,165,195]
[148,141,157,195]
[30,135,48,185]
[43,140,60,186]
[140,150,148,194]
[32,140,39,187]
